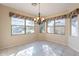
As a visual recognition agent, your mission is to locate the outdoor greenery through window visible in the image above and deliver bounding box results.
[40,22,45,33]
[71,16,78,36]
[11,17,34,35]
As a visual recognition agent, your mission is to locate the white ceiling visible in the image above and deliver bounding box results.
[1,3,79,17]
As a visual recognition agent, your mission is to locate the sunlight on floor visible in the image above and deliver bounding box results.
[42,44,57,56]
[0,41,78,56]
[16,46,34,56]
[9,44,58,56]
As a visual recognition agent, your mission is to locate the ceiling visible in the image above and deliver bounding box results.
[1,3,79,17]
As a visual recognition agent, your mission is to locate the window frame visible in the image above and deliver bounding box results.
[11,17,25,35]
[25,19,35,34]
[54,18,65,35]
[70,15,78,37]
[47,19,55,34]
[11,17,35,35]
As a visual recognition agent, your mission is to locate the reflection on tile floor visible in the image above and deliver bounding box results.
[0,41,79,56]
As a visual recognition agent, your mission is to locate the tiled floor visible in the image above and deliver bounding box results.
[0,41,79,56]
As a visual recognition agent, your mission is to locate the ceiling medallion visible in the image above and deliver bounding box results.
[32,3,37,6]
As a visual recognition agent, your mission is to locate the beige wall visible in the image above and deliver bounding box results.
[0,4,70,49]
[0,5,38,49]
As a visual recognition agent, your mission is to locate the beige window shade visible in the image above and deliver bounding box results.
[9,12,34,20]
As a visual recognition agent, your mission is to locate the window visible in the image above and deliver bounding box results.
[26,19,34,34]
[40,22,45,33]
[47,20,54,33]
[11,17,35,35]
[71,16,78,36]
[55,18,65,35]
[11,17,25,35]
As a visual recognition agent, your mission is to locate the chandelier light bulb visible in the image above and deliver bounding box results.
[34,18,36,21]
[41,18,44,21]
[37,17,39,20]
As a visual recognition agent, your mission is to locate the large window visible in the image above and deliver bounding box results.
[11,16,65,35]
[26,19,34,34]
[11,17,34,35]
[55,18,65,35]
[40,22,45,33]
[11,17,25,35]
[47,20,54,33]
[71,16,78,36]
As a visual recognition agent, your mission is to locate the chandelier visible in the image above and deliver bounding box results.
[32,3,45,25]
